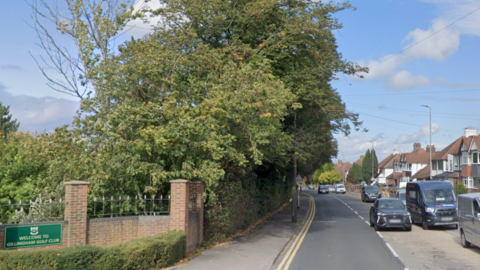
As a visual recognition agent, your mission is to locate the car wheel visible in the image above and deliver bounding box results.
[422,220,429,230]
[461,230,471,248]
[455,224,458,230]
[405,226,412,232]
[370,218,374,227]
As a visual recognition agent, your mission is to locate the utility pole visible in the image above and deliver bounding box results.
[371,141,375,184]
[291,110,298,223]
[421,105,432,180]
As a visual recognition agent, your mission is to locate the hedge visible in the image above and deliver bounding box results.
[0,230,186,270]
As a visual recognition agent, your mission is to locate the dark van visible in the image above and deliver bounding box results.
[406,181,458,230]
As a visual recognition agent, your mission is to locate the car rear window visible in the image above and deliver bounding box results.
[365,186,379,192]
[378,200,404,209]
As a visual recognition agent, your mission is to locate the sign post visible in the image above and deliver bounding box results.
[4,223,62,249]
[296,175,302,209]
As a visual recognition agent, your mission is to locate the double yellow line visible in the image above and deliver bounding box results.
[276,193,316,270]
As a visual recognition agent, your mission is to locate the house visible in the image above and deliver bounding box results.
[377,128,480,192]
[427,135,464,187]
[376,150,399,185]
[393,143,429,188]
[456,128,480,192]
[334,160,352,183]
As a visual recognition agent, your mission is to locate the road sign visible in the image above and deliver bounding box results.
[4,223,62,249]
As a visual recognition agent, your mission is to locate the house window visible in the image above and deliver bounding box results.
[463,153,469,164]
[449,160,453,171]
[474,152,479,164]
[475,179,479,189]
[432,161,437,170]
[438,161,444,170]
[464,177,473,188]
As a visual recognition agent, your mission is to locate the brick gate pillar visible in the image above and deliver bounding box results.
[170,180,189,232]
[64,181,89,247]
[191,181,204,244]
[170,179,204,253]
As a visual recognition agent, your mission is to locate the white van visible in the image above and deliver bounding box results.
[458,193,480,248]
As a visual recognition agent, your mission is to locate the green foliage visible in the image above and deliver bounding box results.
[16,0,366,242]
[455,182,468,195]
[320,163,335,174]
[349,163,363,184]
[312,169,321,185]
[318,170,342,185]
[0,101,19,140]
[94,231,186,270]
[0,249,59,270]
[362,149,378,182]
[204,169,289,242]
[0,231,185,270]
[56,246,104,270]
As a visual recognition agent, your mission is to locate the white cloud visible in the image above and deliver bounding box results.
[124,0,165,38]
[386,70,430,91]
[432,0,480,36]
[395,123,440,144]
[357,54,405,80]
[402,19,460,61]
[0,83,79,133]
[335,123,443,165]
[358,6,468,87]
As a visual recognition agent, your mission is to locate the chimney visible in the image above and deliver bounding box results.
[338,160,343,165]
[393,150,399,155]
[426,145,435,153]
[413,143,421,151]
[465,128,477,137]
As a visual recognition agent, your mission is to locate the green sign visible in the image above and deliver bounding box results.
[4,224,62,249]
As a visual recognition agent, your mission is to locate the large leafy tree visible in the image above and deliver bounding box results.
[349,163,363,184]
[362,149,378,183]
[27,0,366,200]
[0,102,19,140]
[72,0,366,196]
[150,0,366,176]
[318,170,342,185]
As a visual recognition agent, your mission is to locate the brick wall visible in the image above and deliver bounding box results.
[0,179,204,254]
[87,216,170,247]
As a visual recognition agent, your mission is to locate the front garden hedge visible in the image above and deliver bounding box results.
[0,230,186,270]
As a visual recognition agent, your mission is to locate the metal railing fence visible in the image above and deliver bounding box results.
[88,195,170,218]
[0,198,64,224]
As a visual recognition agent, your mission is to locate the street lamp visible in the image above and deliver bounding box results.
[421,105,432,180]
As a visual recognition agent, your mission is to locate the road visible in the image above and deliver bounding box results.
[275,190,480,270]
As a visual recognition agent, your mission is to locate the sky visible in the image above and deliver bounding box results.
[1,0,480,165]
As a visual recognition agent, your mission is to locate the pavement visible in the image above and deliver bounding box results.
[174,193,312,270]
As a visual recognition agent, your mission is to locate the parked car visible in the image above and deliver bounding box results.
[308,185,315,190]
[361,185,381,202]
[335,184,346,194]
[395,189,406,205]
[369,198,412,231]
[318,185,329,194]
[457,193,480,248]
[328,185,336,193]
[406,181,458,230]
